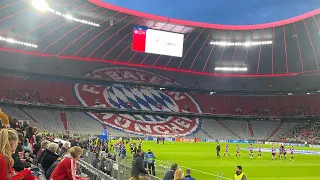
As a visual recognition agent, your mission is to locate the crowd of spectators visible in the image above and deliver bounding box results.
[217,95,317,116]
[278,123,320,144]
[0,108,88,180]
[0,89,41,103]
[2,87,320,118]
[0,89,62,104]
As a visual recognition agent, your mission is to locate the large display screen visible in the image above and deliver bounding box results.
[132,27,184,57]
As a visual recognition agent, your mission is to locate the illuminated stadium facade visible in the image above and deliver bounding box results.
[0,0,319,90]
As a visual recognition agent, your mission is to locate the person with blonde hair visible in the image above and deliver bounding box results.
[163,163,178,180]
[39,143,59,173]
[0,128,34,179]
[50,146,83,180]
[174,169,184,180]
[0,108,10,128]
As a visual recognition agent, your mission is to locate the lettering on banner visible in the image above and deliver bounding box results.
[134,123,152,133]
[150,76,161,84]
[104,71,122,80]
[135,72,146,81]
[169,122,184,131]
[174,118,191,128]
[123,71,138,80]
[153,125,169,134]
[168,92,185,101]
[82,85,102,95]
[114,117,131,129]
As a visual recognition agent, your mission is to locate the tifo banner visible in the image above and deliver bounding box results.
[74,67,202,136]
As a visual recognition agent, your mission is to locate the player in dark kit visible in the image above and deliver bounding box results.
[224,143,230,157]
[279,145,284,159]
[271,146,276,160]
[290,146,295,161]
[130,142,135,154]
[138,139,143,149]
[249,144,254,158]
[236,144,242,158]
[216,143,221,158]
[258,144,262,158]
[283,147,287,159]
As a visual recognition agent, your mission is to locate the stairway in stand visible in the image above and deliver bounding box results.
[59,111,69,135]
[267,122,283,140]
[248,121,254,137]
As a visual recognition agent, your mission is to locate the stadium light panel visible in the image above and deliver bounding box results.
[64,14,73,20]
[0,36,37,48]
[31,0,49,12]
[31,1,99,27]
[210,41,272,47]
[48,9,100,27]
[215,67,248,72]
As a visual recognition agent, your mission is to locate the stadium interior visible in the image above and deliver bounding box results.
[0,0,320,180]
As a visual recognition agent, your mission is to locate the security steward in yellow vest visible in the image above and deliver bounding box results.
[234,166,246,180]
[146,149,156,176]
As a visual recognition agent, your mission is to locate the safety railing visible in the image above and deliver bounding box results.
[77,159,116,180]
[82,150,162,180]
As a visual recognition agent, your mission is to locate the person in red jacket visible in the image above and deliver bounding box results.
[50,146,83,180]
[0,128,34,180]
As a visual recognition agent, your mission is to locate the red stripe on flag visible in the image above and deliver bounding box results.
[132,29,147,52]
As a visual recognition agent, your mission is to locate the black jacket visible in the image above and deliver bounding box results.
[131,153,148,177]
[33,143,41,156]
[12,151,28,172]
[163,169,175,180]
[38,149,60,173]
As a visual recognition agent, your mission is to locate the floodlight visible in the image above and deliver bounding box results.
[31,0,49,12]
[65,14,73,20]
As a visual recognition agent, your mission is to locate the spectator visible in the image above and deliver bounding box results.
[0,128,34,179]
[13,133,31,172]
[174,169,184,180]
[22,121,29,131]
[0,108,10,128]
[39,142,59,173]
[131,148,149,178]
[233,166,246,180]
[12,148,29,172]
[92,152,100,168]
[50,146,83,180]
[59,142,70,156]
[9,117,19,129]
[146,149,156,176]
[184,169,195,180]
[163,163,178,180]
[38,140,50,157]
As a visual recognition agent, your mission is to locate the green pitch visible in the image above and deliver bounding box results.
[121,141,320,180]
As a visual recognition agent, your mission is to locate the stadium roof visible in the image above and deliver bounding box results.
[0,0,320,77]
